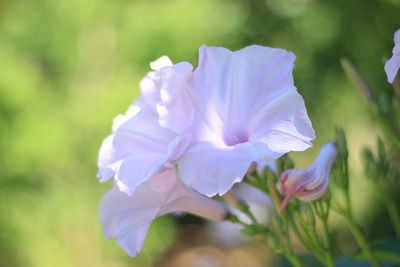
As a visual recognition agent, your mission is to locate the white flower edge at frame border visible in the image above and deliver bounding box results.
[385,29,400,83]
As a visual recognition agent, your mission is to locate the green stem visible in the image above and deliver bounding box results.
[289,219,326,263]
[313,201,336,267]
[286,253,305,267]
[381,194,400,239]
[343,192,381,267]
[294,211,326,257]
[345,216,381,267]
[321,218,336,267]
[288,210,326,263]
[380,118,400,150]
[227,214,250,227]
[243,208,258,224]
[289,220,308,248]
[283,219,305,267]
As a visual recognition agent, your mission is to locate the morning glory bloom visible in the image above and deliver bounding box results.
[278,142,338,209]
[97,57,193,195]
[178,45,315,197]
[100,168,228,257]
[385,29,400,83]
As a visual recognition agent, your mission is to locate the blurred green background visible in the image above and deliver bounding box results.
[0,0,399,266]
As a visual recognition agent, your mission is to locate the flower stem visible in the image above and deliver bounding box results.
[293,210,325,259]
[286,253,305,267]
[282,215,305,267]
[345,214,381,267]
[223,192,258,224]
[342,192,381,267]
[321,218,336,267]
[381,194,400,239]
[289,219,326,263]
[311,201,336,267]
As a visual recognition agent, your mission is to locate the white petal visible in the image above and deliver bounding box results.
[395,29,400,46]
[156,62,194,134]
[385,29,400,83]
[178,142,259,197]
[97,103,144,182]
[140,62,194,134]
[188,45,314,149]
[112,103,141,132]
[100,169,178,256]
[97,99,176,195]
[190,45,304,132]
[150,56,173,71]
[100,185,158,257]
[311,142,338,177]
[100,168,227,256]
[97,135,117,182]
[385,55,400,83]
[249,90,315,153]
[99,59,194,195]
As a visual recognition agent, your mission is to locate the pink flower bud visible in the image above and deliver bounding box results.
[278,142,338,209]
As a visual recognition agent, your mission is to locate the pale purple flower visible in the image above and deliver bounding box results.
[278,142,338,209]
[100,167,228,257]
[385,29,400,83]
[97,57,193,195]
[140,56,194,134]
[178,45,315,197]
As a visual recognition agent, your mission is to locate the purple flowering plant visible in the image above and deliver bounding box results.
[97,30,400,267]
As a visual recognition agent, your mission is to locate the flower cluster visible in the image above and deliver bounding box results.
[97,45,316,256]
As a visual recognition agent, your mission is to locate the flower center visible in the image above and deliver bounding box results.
[223,130,249,146]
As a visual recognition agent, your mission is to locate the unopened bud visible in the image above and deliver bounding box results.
[278,142,338,210]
